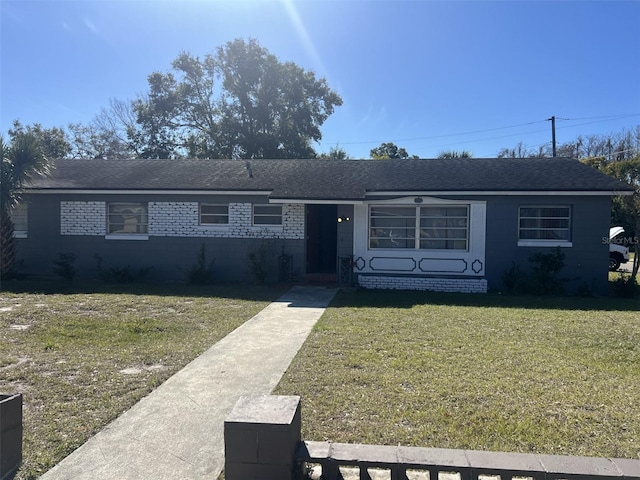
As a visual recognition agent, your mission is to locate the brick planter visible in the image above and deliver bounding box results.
[0,394,23,480]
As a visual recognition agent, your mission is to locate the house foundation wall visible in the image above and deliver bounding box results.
[18,235,306,284]
[357,275,488,293]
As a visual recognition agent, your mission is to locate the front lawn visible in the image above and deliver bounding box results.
[275,290,640,459]
[0,282,284,480]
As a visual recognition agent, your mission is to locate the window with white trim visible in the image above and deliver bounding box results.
[11,203,28,238]
[200,204,229,225]
[518,206,571,242]
[107,203,148,234]
[420,205,469,250]
[369,205,469,250]
[253,205,282,226]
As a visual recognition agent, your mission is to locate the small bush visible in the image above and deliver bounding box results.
[528,247,566,295]
[186,244,215,285]
[247,240,275,284]
[52,253,77,281]
[612,272,639,298]
[501,262,526,293]
[104,266,136,283]
[93,254,151,283]
[501,248,567,296]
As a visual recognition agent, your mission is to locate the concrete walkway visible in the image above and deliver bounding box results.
[40,286,338,480]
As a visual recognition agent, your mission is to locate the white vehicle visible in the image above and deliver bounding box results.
[609,226,630,271]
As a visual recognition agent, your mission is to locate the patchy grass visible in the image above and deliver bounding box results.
[0,281,285,480]
[275,290,640,459]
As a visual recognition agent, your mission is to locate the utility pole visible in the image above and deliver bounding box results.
[547,116,557,157]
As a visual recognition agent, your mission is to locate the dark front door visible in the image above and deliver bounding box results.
[306,204,337,274]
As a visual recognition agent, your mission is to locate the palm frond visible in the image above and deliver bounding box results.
[1,133,50,210]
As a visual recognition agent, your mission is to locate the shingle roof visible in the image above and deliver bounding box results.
[27,157,633,200]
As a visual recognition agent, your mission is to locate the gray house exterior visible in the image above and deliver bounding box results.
[14,157,633,294]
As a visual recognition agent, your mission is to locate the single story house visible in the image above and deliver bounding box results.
[14,157,633,294]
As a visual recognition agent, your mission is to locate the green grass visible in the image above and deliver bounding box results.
[275,290,640,459]
[0,281,285,480]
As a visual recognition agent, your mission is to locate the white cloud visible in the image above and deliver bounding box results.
[83,17,98,34]
[83,17,113,46]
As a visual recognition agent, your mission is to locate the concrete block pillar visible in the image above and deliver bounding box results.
[224,395,301,480]
[0,393,23,480]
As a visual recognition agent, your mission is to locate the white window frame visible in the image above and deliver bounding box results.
[11,203,28,238]
[420,205,469,251]
[106,202,149,240]
[253,204,282,226]
[369,205,470,251]
[369,206,416,249]
[518,205,572,247]
[200,203,229,225]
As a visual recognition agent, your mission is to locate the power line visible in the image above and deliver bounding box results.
[319,113,640,155]
[425,127,551,149]
[474,135,640,159]
[556,117,640,131]
[321,119,549,146]
[559,113,640,122]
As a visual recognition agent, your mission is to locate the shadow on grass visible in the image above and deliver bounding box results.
[329,287,640,312]
[3,278,639,312]
[0,278,289,302]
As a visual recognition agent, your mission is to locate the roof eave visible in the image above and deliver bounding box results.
[365,189,635,197]
[24,188,274,195]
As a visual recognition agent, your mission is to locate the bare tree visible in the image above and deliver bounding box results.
[68,98,138,159]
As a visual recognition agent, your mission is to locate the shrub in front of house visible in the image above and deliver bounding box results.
[185,244,215,285]
[502,247,566,295]
[52,252,77,281]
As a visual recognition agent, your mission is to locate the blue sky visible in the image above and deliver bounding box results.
[1,0,639,158]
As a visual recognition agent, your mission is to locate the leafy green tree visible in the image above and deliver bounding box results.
[437,149,473,158]
[369,142,416,159]
[318,145,352,160]
[583,154,640,282]
[217,39,342,159]
[132,38,343,159]
[8,120,70,159]
[131,71,185,159]
[1,134,50,278]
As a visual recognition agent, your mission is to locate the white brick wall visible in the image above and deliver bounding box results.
[61,201,305,240]
[149,202,304,239]
[61,201,106,235]
[282,204,305,239]
[148,202,199,237]
[358,275,488,293]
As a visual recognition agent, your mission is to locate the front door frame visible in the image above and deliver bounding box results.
[305,204,338,274]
